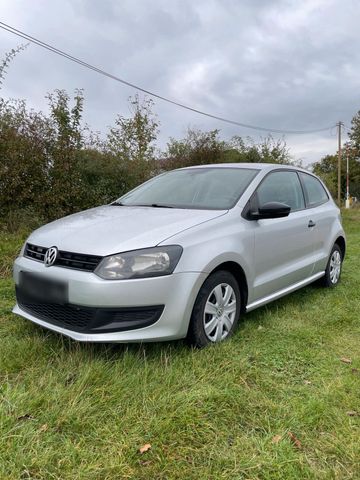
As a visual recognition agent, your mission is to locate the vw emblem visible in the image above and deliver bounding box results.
[44,246,58,267]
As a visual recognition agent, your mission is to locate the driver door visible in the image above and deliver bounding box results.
[251,170,316,301]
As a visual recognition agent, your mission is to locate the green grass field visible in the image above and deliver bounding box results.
[0,210,359,479]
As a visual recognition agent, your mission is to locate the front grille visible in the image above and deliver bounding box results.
[16,287,164,333]
[25,243,47,262]
[55,251,103,272]
[25,243,103,272]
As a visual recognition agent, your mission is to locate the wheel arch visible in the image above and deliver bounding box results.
[334,235,346,259]
[210,261,248,313]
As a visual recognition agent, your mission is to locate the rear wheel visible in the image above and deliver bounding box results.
[321,244,343,288]
[187,270,241,348]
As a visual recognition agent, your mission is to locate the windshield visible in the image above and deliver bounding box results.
[117,167,259,210]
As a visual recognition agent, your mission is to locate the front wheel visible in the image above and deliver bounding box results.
[321,244,343,288]
[187,270,241,348]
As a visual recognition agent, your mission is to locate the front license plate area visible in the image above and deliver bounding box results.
[19,271,68,305]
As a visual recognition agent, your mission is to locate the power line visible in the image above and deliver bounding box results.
[0,21,336,135]
[330,125,338,137]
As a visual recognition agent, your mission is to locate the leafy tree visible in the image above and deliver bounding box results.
[107,94,159,187]
[45,89,86,218]
[313,152,360,200]
[163,128,226,170]
[0,100,50,218]
[77,148,132,207]
[344,113,360,198]
[162,129,292,171]
[225,135,293,165]
[348,111,360,150]
[312,155,339,199]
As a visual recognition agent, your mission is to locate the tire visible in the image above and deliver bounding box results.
[187,270,241,348]
[320,243,343,288]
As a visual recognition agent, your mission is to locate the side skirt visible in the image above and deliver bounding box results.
[246,271,325,312]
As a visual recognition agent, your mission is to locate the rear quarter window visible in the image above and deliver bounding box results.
[300,172,329,207]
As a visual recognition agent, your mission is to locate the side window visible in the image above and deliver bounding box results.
[256,171,305,211]
[299,172,329,207]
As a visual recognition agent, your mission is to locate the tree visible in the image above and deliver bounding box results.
[348,110,360,150]
[107,94,159,186]
[344,113,360,198]
[0,100,50,218]
[163,128,226,170]
[313,152,360,200]
[225,135,293,165]
[45,89,86,218]
[1,45,51,225]
[77,148,132,207]
[312,155,339,198]
[161,129,292,171]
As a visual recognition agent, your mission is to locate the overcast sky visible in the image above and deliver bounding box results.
[1,0,359,164]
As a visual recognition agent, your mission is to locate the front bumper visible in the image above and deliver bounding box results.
[13,256,206,342]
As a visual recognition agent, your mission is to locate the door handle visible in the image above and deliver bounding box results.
[308,220,316,228]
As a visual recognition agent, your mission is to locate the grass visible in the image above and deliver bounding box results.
[0,210,359,479]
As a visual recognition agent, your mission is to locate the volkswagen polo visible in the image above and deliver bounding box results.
[13,163,346,347]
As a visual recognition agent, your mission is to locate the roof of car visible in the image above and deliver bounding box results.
[182,163,310,173]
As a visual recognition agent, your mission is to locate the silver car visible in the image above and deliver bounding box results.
[13,163,346,347]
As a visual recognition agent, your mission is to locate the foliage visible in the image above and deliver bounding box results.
[107,94,159,186]
[0,100,50,219]
[225,135,293,165]
[348,110,360,149]
[161,129,293,173]
[163,128,227,170]
[0,90,90,223]
[108,94,159,162]
[76,148,132,208]
[312,154,339,199]
[345,114,360,198]
[45,89,87,219]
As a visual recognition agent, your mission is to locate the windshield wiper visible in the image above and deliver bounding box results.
[132,203,175,208]
[151,203,174,208]
[111,202,175,208]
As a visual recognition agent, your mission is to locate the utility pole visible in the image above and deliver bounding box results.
[337,121,343,206]
[345,144,350,208]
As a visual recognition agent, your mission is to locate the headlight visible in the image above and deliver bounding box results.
[94,245,183,280]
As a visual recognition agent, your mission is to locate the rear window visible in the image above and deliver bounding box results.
[300,172,329,207]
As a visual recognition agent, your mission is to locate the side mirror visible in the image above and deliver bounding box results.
[249,202,291,220]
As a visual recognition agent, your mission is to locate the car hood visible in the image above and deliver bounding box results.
[28,205,226,256]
